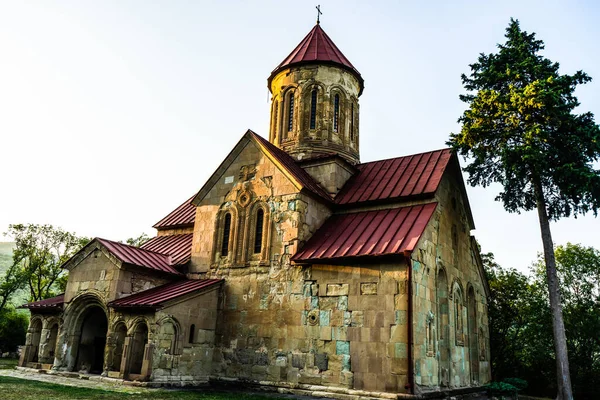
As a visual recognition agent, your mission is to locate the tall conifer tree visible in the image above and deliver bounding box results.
[448,19,600,400]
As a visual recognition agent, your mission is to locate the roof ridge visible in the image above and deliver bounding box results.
[249,131,333,202]
[96,237,173,264]
[358,148,452,166]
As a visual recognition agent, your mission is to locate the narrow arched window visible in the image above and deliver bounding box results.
[350,103,355,141]
[254,208,264,254]
[221,213,231,257]
[188,324,195,344]
[272,101,278,140]
[333,94,340,132]
[287,92,294,132]
[309,89,317,130]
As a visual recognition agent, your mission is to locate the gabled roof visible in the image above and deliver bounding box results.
[335,149,452,206]
[61,238,183,277]
[141,233,193,265]
[96,238,183,276]
[292,203,437,263]
[250,131,332,201]
[192,130,332,206]
[268,24,364,96]
[153,196,196,230]
[20,294,64,311]
[108,279,223,309]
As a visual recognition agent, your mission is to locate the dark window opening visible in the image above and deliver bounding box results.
[350,103,355,141]
[188,324,195,344]
[287,92,294,132]
[333,94,340,132]
[310,89,317,129]
[254,209,264,254]
[221,213,231,256]
[273,101,278,139]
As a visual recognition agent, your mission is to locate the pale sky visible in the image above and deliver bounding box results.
[1,1,598,273]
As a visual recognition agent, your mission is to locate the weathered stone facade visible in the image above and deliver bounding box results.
[19,22,491,399]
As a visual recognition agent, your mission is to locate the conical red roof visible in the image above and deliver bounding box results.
[269,24,363,95]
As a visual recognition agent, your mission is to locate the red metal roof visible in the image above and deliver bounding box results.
[108,279,223,309]
[20,294,64,310]
[97,238,182,276]
[292,203,437,262]
[335,149,452,206]
[250,131,332,202]
[269,24,363,95]
[153,196,196,230]
[141,233,193,265]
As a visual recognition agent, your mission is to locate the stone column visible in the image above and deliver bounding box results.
[140,343,153,380]
[119,336,133,380]
[37,327,51,364]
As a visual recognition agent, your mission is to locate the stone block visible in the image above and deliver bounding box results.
[319,326,332,341]
[326,283,348,296]
[315,353,328,371]
[336,341,350,356]
[291,353,306,369]
[360,282,378,295]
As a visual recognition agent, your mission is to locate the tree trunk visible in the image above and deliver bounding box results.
[534,179,573,400]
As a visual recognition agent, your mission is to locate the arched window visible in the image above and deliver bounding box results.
[254,208,264,254]
[188,324,195,344]
[272,101,278,140]
[350,102,355,141]
[309,89,317,130]
[287,92,294,132]
[333,94,340,132]
[221,213,231,257]
[454,286,465,346]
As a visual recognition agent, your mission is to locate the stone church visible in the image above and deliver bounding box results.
[19,22,491,398]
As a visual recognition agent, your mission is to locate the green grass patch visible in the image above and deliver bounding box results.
[0,359,18,369]
[0,376,289,400]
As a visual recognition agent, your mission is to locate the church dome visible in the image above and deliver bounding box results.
[268,23,364,96]
[267,24,364,165]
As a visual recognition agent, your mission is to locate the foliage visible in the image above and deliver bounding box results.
[125,233,151,247]
[449,18,600,399]
[486,381,518,396]
[448,18,600,220]
[533,243,600,397]
[0,375,287,399]
[0,307,28,353]
[0,224,90,312]
[485,244,600,399]
[503,377,528,391]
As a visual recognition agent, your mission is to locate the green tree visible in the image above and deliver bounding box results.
[533,244,600,397]
[2,224,90,306]
[0,307,28,353]
[125,233,151,247]
[448,19,600,399]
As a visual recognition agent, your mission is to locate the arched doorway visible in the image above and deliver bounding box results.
[28,319,43,363]
[467,286,479,384]
[437,268,450,387]
[110,323,127,372]
[129,322,148,375]
[75,306,108,374]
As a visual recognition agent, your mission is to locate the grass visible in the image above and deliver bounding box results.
[0,376,291,400]
[0,359,18,369]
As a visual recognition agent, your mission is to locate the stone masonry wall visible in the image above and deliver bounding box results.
[410,168,491,392]
[64,249,171,304]
[150,287,221,385]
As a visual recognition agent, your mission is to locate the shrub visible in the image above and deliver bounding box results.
[486,381,518,397]
[503,377,528,391]
[0,308,28,353]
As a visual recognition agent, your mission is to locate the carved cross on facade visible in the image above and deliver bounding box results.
[316,5,322,24]
[239,164,257,181]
